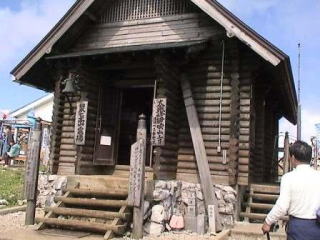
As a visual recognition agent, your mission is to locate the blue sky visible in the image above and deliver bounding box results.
[0,0,319,141]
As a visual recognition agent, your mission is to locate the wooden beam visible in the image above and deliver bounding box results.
[13,0,95,80]
[180,74,222,232]
[190,0,281,66]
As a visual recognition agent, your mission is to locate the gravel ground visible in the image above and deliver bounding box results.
[0,209,221,240]
[0,208,44,234]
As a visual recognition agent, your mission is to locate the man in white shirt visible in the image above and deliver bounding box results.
[262,141,320,239]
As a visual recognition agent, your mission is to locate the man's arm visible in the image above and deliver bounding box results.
[262,175,291,233]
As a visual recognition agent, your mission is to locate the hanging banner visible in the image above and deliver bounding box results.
[74,101,88,145]
[151,98,167,146]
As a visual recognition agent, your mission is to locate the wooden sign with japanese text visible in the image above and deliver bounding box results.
[151,98,167,146]
[74,101,88,145]
[128,139,146,207]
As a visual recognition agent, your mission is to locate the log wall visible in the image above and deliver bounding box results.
[176,40,235,185]
[50,75,63,174]
[153,55,181,180]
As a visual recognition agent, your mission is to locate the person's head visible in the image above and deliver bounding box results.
[289,140,312,167]
[4,125,11,133]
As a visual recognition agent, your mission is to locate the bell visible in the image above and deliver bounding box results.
[62,76,77,94]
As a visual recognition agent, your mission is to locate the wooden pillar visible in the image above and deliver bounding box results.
[229,48,240,185]
[25,119,42,225]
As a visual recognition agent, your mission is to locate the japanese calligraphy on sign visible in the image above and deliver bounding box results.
[151,98,167,146]
[128,139,146,207]
[74,101,88,145]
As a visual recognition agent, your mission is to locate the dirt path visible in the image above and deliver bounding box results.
[0,208,44,234]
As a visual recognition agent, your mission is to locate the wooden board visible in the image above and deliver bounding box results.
[128,140,146,207]
[74,100,88,145]
[151,98,167,146]
[181,75,222,231]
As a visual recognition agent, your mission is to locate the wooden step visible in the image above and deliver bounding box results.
[54,197,128,208]
[240,212,288,221]
[35,217,126,234]
[251,193,279,201]
[250,184,280,194]
[65,188,128,198]
[248,203,274,210]
[45,207,131,220]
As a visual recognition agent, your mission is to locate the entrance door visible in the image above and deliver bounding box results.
[93,87,122,166]
[117,88,154,166]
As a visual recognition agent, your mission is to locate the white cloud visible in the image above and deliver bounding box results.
[280,108,320,144]
[0,0,74,72]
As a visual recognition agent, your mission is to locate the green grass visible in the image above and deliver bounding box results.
[0,166,24,206]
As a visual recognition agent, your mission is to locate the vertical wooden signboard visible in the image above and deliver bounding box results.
[151,98,167,146]
[128,139,146,207]
[74,101,88,145]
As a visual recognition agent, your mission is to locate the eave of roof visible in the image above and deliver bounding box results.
[10,0,298,123]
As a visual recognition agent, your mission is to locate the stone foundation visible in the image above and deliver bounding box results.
[144,180,237,236]
[37,174,67,208]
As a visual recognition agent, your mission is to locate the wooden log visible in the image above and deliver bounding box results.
[177,162,228,171]
[35,217,126,234]
[251,193,278,201]
[239,212,288,221]
[54,197,128,208]
[64,188,128,198]
[45,207,131,220]
[181,75,222,231]
[178,154,225,163]
[248,203,274,210]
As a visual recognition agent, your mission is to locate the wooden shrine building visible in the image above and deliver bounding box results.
[11,0,297,228]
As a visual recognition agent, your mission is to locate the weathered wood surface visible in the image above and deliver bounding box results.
[181,74,221,231]
[54,197,128,208]
[44,207,131,220]
[153,55,180,179]
[25,122,42,225]
[74,13,223,51]
[74,100,88,145]
[151,98,167,146]
[35,217,126,234]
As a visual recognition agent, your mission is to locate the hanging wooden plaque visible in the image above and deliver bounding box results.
[74,101,88,145]
[128,139,146,207]
[151,98,167,146]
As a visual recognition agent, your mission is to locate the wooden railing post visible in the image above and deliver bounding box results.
[283,132,290,174]
[25,118,42,225]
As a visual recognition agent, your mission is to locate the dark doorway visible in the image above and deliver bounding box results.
[117,87,154,166]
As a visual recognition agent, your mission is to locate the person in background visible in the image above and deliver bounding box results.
[2,125,14,159]
[262,140,320,240]
[3,139,21,166]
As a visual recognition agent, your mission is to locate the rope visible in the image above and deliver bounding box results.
[218,40,225,153]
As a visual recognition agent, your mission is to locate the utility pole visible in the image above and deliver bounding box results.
[297,43,302,140]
